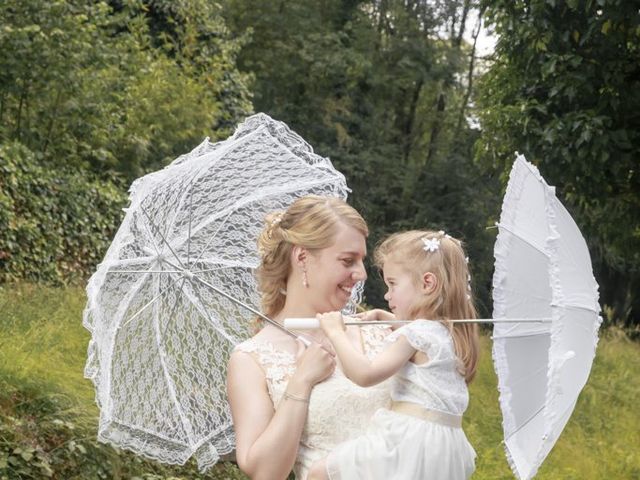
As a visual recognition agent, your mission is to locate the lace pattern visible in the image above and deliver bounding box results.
[83,113,360,471]
[385,320,469,415]
[235,324,391,479]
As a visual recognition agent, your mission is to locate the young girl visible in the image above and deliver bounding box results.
[308,230,480,480]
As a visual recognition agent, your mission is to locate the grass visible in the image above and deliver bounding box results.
[1,283,639,479]
[466,329,640,479]
[0,284,246,479]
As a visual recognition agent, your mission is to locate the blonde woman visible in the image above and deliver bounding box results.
[227,196,390,480]
[308,230,479,480]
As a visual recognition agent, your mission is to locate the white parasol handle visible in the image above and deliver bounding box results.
[285,318,321,329]
[284,318,411,329]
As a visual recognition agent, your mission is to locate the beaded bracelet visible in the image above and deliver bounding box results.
[283,391,309,404]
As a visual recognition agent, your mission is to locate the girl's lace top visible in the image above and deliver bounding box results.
[235,325,391,479]
[386,320,469,415]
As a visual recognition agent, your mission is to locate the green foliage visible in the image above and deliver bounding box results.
[2,284,639,478]
[0,283,248,479]
[0,0,253,179]
[0,142,127,283]
[222,0,500,312]
[476,0,640,326]
[0,0,254,285]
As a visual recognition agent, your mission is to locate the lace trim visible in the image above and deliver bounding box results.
[234,339,296,399]
[235,325,389,398]
[386,320,452,361]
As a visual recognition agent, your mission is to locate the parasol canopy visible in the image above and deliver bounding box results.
[492,154,602,479]
[83,113,362,470]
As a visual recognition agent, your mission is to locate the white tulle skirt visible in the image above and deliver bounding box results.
[326,408,476,480]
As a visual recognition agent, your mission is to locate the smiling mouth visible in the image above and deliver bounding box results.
[339,284,353,295]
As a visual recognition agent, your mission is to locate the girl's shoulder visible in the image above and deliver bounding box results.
[398,319,450,337]
[386,320,452,355]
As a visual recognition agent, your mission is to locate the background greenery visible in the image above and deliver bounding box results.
[2,0,638,326]
[1,284,638,479]
[1,0,639,478]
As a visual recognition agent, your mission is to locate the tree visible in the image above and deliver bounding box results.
[0,0,252,179]
[476,0,640,326]
[222,0,499,311]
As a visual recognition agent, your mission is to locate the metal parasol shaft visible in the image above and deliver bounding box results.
[161,258,312,346]
[284,317,552,329]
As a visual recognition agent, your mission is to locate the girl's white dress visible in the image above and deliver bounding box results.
[235,324,391,479]
[326,320,476,480]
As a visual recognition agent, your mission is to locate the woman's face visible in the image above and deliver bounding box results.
[305,223,367,313]
[382,261,421,320]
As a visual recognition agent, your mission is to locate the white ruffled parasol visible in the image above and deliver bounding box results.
[492,154,602,479]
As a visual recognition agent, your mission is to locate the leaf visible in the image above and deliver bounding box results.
[602,20,612,35]
[20,450,33,462]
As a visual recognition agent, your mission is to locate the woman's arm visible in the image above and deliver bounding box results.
[319,312,415,387]
[227,342,334,480]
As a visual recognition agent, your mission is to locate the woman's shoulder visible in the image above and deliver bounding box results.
[233,330,296,363]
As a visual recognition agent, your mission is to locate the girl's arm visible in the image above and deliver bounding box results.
[318,312,416,387]
[227,342,334,480]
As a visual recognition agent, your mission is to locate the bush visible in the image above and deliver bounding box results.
[0,142,127,283]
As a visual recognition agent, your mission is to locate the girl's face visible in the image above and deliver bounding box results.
[305,223,367,313]
[382,261,422,320]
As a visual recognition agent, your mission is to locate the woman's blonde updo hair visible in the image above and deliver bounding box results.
[256,195,368,322]
[374,230,480,383]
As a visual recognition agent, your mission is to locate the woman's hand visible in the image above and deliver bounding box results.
[356,308,396,322]
[291,340,336,390]
[317,311,345,339]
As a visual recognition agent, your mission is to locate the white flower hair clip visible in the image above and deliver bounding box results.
[422,237,440,252]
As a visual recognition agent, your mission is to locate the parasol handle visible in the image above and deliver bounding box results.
[284,317,552,329]
[285,318,411,329]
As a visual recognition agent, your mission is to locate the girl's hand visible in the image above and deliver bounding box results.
[293,340,336,388]
[356,308,396,322]
[317,312,345,339]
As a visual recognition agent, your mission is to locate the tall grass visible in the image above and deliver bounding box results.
[0,284,245,479]
[466,330,640,479]
[1,283,639,478]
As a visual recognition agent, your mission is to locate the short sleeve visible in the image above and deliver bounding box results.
[385,320,450,359]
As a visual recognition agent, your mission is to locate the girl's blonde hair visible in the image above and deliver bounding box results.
[256,195,368,322]
[374,230,480,383]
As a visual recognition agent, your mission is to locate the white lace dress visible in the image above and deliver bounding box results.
[234,325,391,479]
[326,320,476,480]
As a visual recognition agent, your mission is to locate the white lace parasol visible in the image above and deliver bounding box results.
[83,113,363,470]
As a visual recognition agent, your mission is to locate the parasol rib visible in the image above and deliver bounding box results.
[141,204,186,269]
[497,222,548,257]
[151,274,197,446]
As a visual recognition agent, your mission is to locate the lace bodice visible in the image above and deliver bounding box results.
[235,325,391,479]
[386,320,469,415]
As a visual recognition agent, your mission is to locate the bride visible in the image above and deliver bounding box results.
[227,196,390,479]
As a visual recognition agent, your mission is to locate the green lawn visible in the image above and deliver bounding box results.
[1,284,639,479]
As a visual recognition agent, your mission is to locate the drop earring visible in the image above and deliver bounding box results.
[302,265,309,288]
